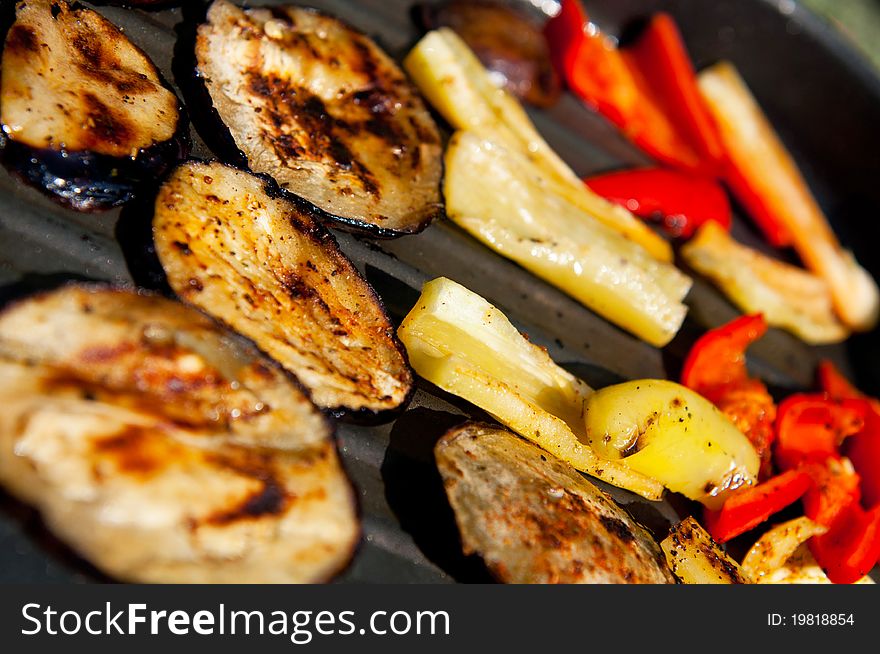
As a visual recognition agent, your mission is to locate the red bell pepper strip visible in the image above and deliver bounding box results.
[544,1,707,172]
[810,503,880,584]
[583,168,731,239]
[623,13,726,171]
[799,459,862,527]
[702,469,811,543]
[681,314,776,476]
[681,314,766,400]
[774,394,866,471]
[818,360,880,508]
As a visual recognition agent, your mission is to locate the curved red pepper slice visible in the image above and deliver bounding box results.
[774,394,866,471]
[681,314,775,476]
[703,469,811,543]
[810,503,880,584]
[681,314,766,402]
[818,360,880,508]
[584,168,731,238]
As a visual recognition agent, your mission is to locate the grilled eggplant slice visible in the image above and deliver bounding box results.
[153,160,413,416]
[0,0,188,211]
[0,285,359,583]
[195,0,443,236]
[435,423,676,584]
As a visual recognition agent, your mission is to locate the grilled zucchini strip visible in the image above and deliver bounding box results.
[404,27,672,262]
[444,132,691,346]
[681,222,848,344]
[398,277,665,499]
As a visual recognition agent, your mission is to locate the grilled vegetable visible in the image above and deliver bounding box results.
[741,517,827,582]
[681,314,777,477]
[444,131,691,347]
[584,168,731,239]
[0,0,187,211]
[417,0,560,108]
[698,61,879,331]
[195,0,442,236]
[435,423,676,584]
[584,379,760,509]
[153,160,412,416]
[0,285,358,583]
[703,469,812,543]
[404,28,673,262]
[398,277,665,499]
[661,517,750,584]
[744,517,875,585]
[545,3,723,174]
[681,222,849,344]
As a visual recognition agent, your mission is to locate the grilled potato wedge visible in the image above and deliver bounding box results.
[0,0,187,210]
[153,160,413,416]
[195,0,443,236]
[0,285,358,583]
[435,423,676,584]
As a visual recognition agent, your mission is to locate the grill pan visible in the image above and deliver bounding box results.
[1,0,879,583]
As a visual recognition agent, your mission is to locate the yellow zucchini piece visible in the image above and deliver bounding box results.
[584,379,759,509]
[404,28,673,263]
[661,517,750,584]
[398,277,665,499]
[444,132,691,347]
[681,222,848,344]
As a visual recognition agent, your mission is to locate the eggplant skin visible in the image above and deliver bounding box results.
[0,285,359,583]
[0,0,188,211]
[153,160,414,416]
[196,0,443,236]
[435,423,676,584]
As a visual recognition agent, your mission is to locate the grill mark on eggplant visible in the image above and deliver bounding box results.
[195,0,442,236]
[154,161,414,416]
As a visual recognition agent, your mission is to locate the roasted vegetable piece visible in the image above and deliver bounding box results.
[681,222,849,344]
[195,0,442,236]
[819,360,880,509]
[435,423,676,584]
[698,61,879,331]
[583,379,759,509]
[398,277,665,499]
[0,0,187,211]
[702,469,812,543]
[153,161,412,416]
[810,502,880,584]
[741,517,829,583]
[444,131,691,347]
[681,314,776,475]
[418,0,560,108]
[404,27,673,262]
[661,517,750,584]
[545,2,722,173]
[584,168,731,239]
[0,286,358,583]
[774,394,865,471]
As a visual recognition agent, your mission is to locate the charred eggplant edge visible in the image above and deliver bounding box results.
[0,1,192,211]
